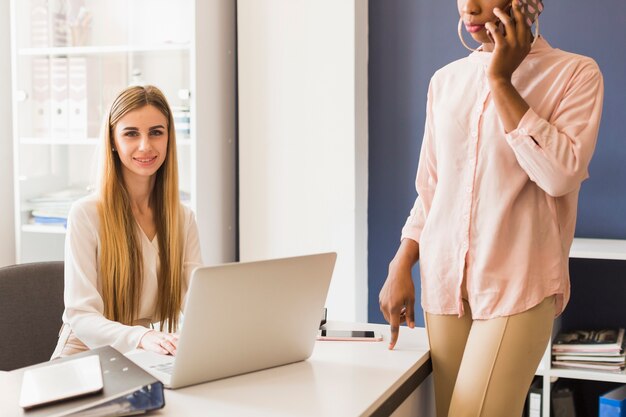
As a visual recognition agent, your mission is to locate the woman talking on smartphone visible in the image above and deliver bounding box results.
[51,85,203,359]
[379,0,603,416]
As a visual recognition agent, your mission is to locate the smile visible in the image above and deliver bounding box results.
[133,156,158,166]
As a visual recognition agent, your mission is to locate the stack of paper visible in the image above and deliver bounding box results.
[27,187,91,228]
[552,328,625,372]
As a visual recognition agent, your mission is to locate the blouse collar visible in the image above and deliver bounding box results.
[468,36,552,64]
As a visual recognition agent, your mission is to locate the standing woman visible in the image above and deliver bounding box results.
[51,85,203,359]
[379,0,603,416]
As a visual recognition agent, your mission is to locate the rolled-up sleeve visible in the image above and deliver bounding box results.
[402,82,438,243]
[505,62,604,197]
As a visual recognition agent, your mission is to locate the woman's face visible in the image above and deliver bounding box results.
[458,0,511,46]
[113,104,169,184]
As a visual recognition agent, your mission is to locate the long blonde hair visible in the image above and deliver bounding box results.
[98,85,183,332]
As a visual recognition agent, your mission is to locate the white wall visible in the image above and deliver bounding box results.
[238,0,368,322]
[0,0,16,266]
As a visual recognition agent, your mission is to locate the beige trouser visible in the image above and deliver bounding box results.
[425,296,555,417]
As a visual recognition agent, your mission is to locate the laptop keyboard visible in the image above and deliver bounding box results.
[150,362,174,375]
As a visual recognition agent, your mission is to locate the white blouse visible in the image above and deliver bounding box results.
[61,194,203,353]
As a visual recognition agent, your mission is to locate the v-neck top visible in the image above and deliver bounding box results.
[401,37,604,319]
[60,194,203,353]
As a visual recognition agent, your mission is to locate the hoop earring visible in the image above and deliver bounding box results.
[531,18,540,47]
[458,17,480,53]
[457,16,541,53]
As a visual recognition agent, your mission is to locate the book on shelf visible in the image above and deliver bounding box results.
[551,360,625,372]
[552,328,625,372]
[553,328,624,353]
[554,354,625,363]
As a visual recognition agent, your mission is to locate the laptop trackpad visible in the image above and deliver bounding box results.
[126,350,175,387]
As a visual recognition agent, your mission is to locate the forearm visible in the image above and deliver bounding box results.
[489,77,529,133]
[69,310,150,352]
[390,238,420,270]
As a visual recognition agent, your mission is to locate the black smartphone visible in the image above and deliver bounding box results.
[317,329,383,342]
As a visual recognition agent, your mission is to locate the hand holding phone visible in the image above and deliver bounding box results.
[496,0,543,35]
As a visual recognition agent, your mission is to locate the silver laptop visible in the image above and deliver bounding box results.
[126,252,336,389]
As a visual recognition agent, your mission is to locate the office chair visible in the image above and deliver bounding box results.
[0,261,64,371]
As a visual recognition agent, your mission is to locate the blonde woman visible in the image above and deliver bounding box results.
[51,85,202,358]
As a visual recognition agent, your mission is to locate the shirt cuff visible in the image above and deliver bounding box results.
[400,225,422,244]
[505,108,545,148]
[131,326,154,350]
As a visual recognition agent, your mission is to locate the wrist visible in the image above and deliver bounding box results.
[139,329,155,348]
[488,75,513,89]
[389,253,417,273]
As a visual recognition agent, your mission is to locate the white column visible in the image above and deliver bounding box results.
[1,0,16,266]
[237,0,369,321]
[193,0,238,265]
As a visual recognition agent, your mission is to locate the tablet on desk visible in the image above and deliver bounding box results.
[19,355,104,409]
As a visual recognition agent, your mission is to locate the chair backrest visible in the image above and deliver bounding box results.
[0,261,64,371]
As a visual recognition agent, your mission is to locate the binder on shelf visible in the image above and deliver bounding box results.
[527,379,542,417]
[31,58,51,137]
[600,385,626,417]
[552,387,576,417]
[50,57,69,139]
[172,106,191,138]
[0,345,165,417]
[68,57,88,140]
[30,0,49,48]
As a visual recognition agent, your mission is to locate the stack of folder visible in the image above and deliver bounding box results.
[0,346,164,417]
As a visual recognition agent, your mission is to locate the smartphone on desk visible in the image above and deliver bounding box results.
[317,329,383,342]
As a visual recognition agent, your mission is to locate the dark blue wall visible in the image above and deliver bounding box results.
[367,1,626,325]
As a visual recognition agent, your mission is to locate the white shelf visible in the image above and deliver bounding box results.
[20,137,99,145]
[17,43,190,56]
[547,366,626,384]
[569,238,626,260]
[22,137,191,146]
[21,224,66,234]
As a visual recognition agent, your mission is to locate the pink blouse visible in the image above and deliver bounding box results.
[401,37,604,319]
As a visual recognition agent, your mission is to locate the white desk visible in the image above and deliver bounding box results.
[155,322,434,417]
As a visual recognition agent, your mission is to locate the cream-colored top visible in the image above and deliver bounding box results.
[60,194,203,353]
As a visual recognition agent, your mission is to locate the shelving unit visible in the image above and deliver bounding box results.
[535,237,626,416]
[18,43,190,56]
[569,238,626,261]
[10,0,236,264]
